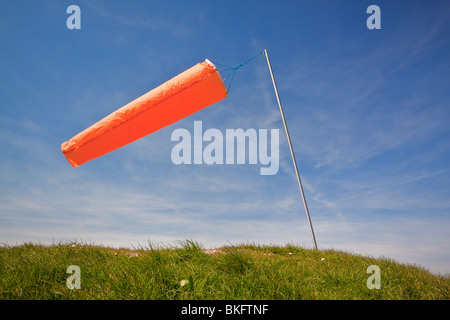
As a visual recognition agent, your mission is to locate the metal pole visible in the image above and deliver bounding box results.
[264,49,318,250]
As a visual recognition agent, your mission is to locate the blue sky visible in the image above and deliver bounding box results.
[0,0,449,274]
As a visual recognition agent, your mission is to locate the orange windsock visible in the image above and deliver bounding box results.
[61,59,227,167]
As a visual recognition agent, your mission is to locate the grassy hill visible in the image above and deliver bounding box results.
[0,240,448,300]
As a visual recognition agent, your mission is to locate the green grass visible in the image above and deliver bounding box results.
[0,240,448,300]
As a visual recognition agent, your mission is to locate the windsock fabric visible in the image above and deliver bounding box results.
[61,59,227,167]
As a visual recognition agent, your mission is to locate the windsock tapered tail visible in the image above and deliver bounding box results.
[61,60,227,167]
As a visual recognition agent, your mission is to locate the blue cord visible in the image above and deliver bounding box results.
[212,50,264,93]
